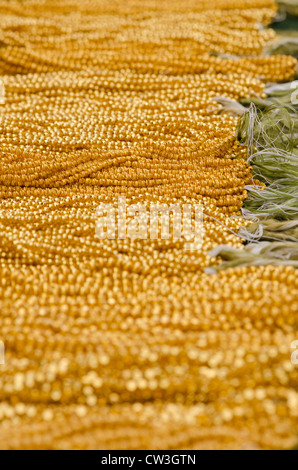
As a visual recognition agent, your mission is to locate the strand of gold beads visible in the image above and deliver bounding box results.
[0,0,297,451]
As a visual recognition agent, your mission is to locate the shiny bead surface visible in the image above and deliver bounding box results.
[0,0,297,451]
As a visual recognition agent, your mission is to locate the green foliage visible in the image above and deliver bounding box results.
[210,86,298,272]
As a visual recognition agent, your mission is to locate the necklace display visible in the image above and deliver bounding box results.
[0,0,297,450]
